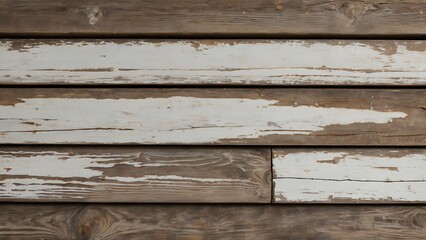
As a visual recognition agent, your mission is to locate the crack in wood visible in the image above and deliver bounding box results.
[276,177,426,183]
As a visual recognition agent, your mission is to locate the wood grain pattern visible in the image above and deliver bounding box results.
[1,0,425,36]
[2,204,426,239]
[274,148,426,203]
[1,88,425,145]
[0,147,270,202]
[2,40,426,86]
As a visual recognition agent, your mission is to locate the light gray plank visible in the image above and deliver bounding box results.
[274,148,426,203]
[1,88,425,145]
[1,40,425,85]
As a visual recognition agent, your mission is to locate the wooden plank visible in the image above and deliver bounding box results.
[1,88,425,145]
[274,148,426,203]
[0,147,270,202]
[2,40,426,86]
[1,0,425,36]
[1,204,426,239]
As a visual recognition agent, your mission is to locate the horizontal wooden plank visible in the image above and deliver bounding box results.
[0,147,270,202]
[2,40,426,86]
[274,148,426,203]
[1,88,425,145]
[1,0,425,36]
[0,88,424,145]
[2,204,426,239]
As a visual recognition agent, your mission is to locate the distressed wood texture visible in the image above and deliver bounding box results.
[2,204,426,239]
[274,148,426,203]
[2,40,426,86]
[1,88,425,145]
[1,0,425,36]
[0,147,270,202]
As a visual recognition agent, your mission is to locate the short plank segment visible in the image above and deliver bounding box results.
[274,149,426,203]
[1,88,425,145]
[0,147,270,202]
[1,0,425,36]
[1,40,425,86]
[1,204,426,239]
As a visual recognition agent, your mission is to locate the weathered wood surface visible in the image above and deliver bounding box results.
[1,0,425,36]
[2,204,426,239]
[1,88,425,145]
[2,40,426,86]
[274,148,426,203]
[0,147,270,202]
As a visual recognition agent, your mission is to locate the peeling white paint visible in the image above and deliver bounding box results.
[0,97,407,144]
[274,151,426,181]
[0,151,140,178]
[275,179,426,202]
[1,40,425,85]
[0,149,265,200]
[0,178,94,199]
[273,149,426,203]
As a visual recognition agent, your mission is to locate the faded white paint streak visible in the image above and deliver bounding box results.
[1,40,425,85]
[105,175,246,183]
[0,97,407,144]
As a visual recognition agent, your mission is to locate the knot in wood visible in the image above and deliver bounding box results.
[70,207,115,239]
[324,1,379,25]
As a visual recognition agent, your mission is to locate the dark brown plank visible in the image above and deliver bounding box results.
[1,0,425,36]
[1,88,425,145]
[1,204,426,239]
[0,147,271,203]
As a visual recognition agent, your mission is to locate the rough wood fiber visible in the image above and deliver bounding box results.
[274,149,426,203]
[2,40,426,86]
[0,147,271,202]
[0,88,425,145]
[1,0,425,36]
[1,204,426,239]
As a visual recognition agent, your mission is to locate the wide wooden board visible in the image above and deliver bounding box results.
[1,204,426,239]
[0,147,270,202]
[2,40,425,86]
[1,0,425,36]
[274,148,426,203]
[1,88,425,145]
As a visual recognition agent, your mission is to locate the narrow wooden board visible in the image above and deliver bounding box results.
[1,204,426,239]
[274,148,426,203]
[0,88,426,146]
[1,88,425,145]
[2,40,426,86]
[1,0,425,36]
[0,147,270,202]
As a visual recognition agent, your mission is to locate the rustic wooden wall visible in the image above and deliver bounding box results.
[0,0,425,239]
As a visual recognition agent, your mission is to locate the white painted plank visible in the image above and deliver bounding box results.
[1,40,425,85]
[273,149,426,203]
[1,89,424,145]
